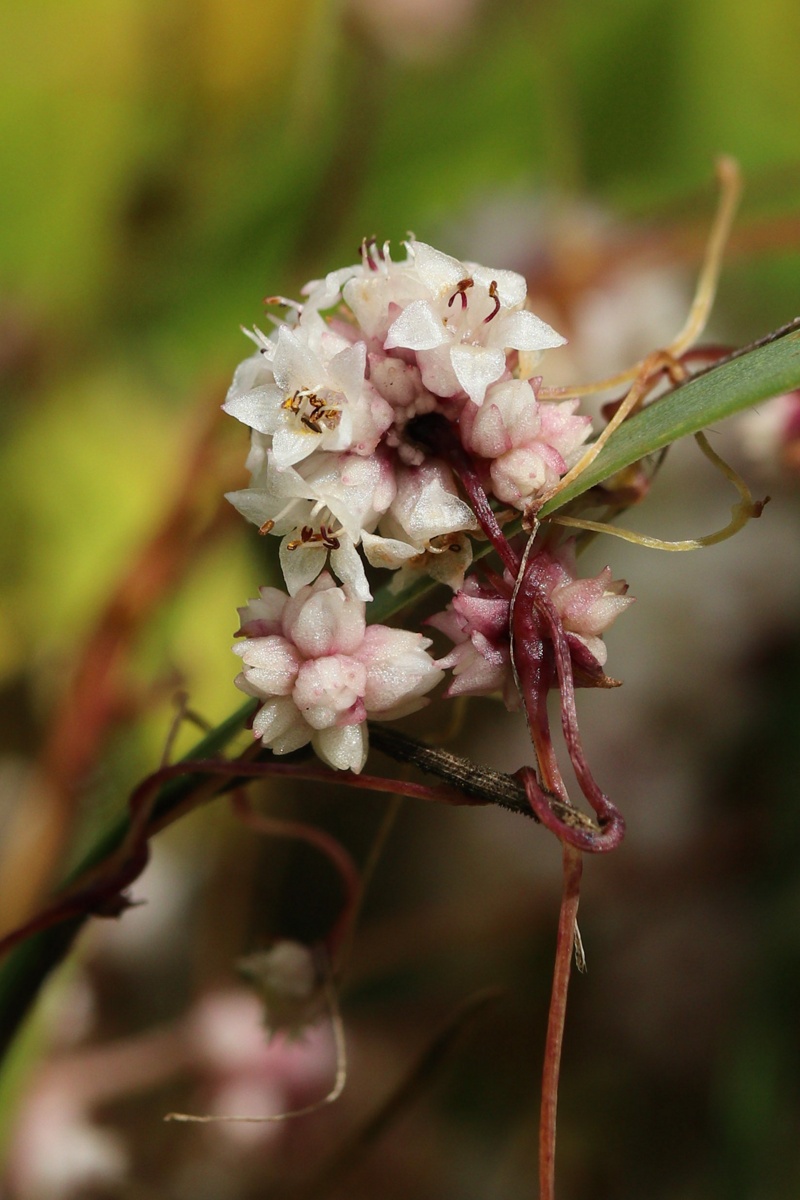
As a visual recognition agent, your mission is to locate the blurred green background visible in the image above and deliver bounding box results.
[1,1,800,1197]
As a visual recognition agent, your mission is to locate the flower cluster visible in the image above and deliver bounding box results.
[234,573,442,772]
[429,541,632,709]
[224,238,589,600]
[226,238,633,777]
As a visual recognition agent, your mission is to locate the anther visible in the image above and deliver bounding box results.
[448,278,474,310]
[263,295,302,312]
[258,519,275,536]
[286,526,315,551]
[320,525,341,550]
[483,280,501,323]
[360,237,380,272]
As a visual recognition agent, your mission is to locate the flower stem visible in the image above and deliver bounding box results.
[539,844,583,1200]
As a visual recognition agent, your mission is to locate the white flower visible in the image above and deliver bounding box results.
[234,573,443,773]
[362,460,477,590]
[223,326,393,468]
[227,449,398,601]
[382,242,566,405]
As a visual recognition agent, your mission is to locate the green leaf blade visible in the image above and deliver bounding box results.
[540,326,800,516]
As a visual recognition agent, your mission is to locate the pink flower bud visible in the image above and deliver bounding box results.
[235,573,442,773]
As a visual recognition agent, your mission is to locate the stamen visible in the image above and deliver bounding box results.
[360,236,380,272]
[263,295,303,313]
[320,525,341,551]
[282,389,340,432]
[241,325,273,354]
[427,533,463,556]
[285,530,312,551]
[483,280,501,324]
[285,523,345,552]
[447,278,474,310]
[258,519,275,536]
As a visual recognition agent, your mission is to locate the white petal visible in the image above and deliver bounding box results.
[236,588,287,636]
[361,531,419,568]
[233,669,263,699]
[272,425,322,468]
[467,264,527,308]
[293,656,367,729]
[222,384,284,435]
[416,345,460,398]
[234,636,301,696]
[285,581,365,657]
[252,697,311,753]
[314,723,368,773]
[225,488,274,527]
[400,477,476,541]
[279,537,326,595]
[408,242,465,293]
[493,310,566,351]
[272,326,323,393]
[302,265,359,311]
[426,534,472,591]
[385,300,449,351]
[305,452,392,542]
[327,340,367,395]
[358,626,442,713]
[330,538,372,601]
[450,344,505,407]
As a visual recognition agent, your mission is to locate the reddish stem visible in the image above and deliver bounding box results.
[0,755,483,961]
[512,558,625,853]
[230,792,361,958]
[539,845,583,1200]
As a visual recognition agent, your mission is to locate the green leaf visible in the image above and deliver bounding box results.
[539,324,800,516]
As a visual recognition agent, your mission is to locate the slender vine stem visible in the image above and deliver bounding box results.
[539,846,583,1200]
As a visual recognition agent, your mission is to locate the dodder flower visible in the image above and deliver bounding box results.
[224,238,574,597]
[430,541,633,708]
[234,573,443,773]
